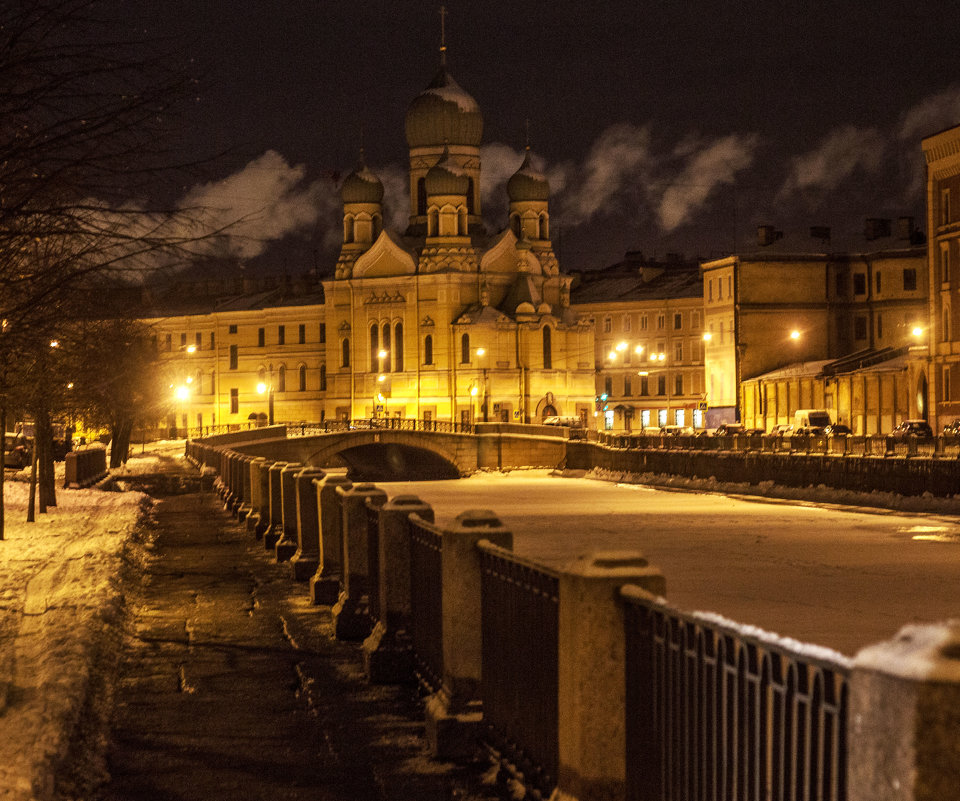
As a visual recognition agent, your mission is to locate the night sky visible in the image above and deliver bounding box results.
[130,1,960,274]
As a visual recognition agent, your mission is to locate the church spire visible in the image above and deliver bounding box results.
[439,5,447,66]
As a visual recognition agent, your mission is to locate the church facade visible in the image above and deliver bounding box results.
[144,63,596,432]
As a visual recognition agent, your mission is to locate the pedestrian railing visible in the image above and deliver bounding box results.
[408,514,445,693]
[621,589,850,801]
[478,542,560,799]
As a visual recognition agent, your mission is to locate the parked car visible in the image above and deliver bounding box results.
[712,423,746,436]
[3,432,28,469]
[943,419,960,435]
[890,419,934,439]
[770,424,794,437]
[659,425,693,436]
[824,423,852,436]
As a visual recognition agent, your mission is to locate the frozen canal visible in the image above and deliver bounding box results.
[379,470,960,657]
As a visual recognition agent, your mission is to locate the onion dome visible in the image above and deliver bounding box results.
[405,67,483,149]
[340,156,384,204]
[507,150,549,202]
[425,148,470,196]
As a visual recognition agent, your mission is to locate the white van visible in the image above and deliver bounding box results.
[793,409,831,431]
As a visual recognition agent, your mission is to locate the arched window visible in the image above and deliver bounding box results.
[466,178,475,214]
[461,332,470,364]
[510,214,521,238]
[543,326,552,369]
[209,370,216,395]
[394,322,404,372]
[341,338,350,367]
[258,366,266,382]
[417,177,427,216]
[424,334,433,365]
[370,323,379,372]
[428,208,439,237]
[277,365,286,392]
[458,206,468,236]
[298,364,306,392]
[381,323,391,371]
[539,212,549,240]
[320,363,327,391]
[343,216,354,244]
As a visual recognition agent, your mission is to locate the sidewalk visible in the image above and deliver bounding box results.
[96,475,492,800]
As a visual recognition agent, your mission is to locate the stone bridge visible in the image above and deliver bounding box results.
[199,423,571,480]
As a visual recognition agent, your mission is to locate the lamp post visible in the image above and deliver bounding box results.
[375,349,389,419]
[257,379,274,425]
[475,347,487,422]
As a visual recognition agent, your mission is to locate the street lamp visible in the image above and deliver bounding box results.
[475,347,488,421]
[257,379,274,425]
[375,349,389,418]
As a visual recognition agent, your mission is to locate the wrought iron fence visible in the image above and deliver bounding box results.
[478,542,560,800]
[365,500,382,626]
[621,588,850,801]
[408,514,444,693]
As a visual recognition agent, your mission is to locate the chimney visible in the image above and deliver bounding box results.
[757,225,783,247]
[897,216,915,241]
[864,218,891,240]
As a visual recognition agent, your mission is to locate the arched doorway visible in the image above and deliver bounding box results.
[541,404,557,419]
[916,372,928,420]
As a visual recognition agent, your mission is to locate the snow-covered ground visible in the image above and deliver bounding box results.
[0,442,181,801]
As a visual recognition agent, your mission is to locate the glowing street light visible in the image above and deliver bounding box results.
[789,330,801,341]
[702,332,712,342]
[49,339,59,348]
[616,341,628,352]
[175,385,190,401]
[912,325,924,338]
[634,344,644,355]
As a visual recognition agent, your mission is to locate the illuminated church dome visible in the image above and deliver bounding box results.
[405,67,483,149]
[425,147,470,196]
[340,156,384,204]
[507,150,550,202]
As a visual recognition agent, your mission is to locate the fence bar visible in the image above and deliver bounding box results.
[621,588,850,801]
[308,474,352,605]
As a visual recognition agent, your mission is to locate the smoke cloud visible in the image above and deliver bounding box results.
[178,150,340,260]
[777,125,887,203]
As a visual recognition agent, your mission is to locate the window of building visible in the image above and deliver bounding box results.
[943,304,951,342]
[623,377,631,396]
[853,273,866,295]
[623,316,631,333]
[877,314,883,340]
[180,333,187,348]
[278,325,285,345]
[230,388,238,414]
[673,312,682,330]
[708,279,713,302]
[875,272,882,294]
[718,280,723,301]
[424,334,433,365]
[210,332,215,350]
[640,376,649,396]
[675,341,683,361]
[394,322,404,372]
[854,316,867,340]
[657,314,665,330]
[298,365,306,391]
[941,245,951,286]
[604,376,612,396]
[258,327,265,347]
[657,375,666,396]
[195,332,202,350]
[228,324,238,334]
[229,344,238,370]
[903,268,917,291]
[370,324,379,372]
[942,188,951,227]
[944,365,952,403]
[461,333,470,364]
[319,323,326,343]
[640,315,648,331]
[727,275,732,298]
[277,365,286,392]
[674,374,683,396]
[417,177,427,216]
[320,364,327,391]
[543,326,552,369]
[298,324,306,344]
[341,338,350,367]
[603,317,612,333]
[164,333,172,351]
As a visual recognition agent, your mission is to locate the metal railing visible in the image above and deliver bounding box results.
[621,589,851,801]
[408,514,444,693]
[478,542,560,799]
[365,500,382,626]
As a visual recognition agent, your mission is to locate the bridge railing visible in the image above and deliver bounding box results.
[621,589,850,801]
[194,450,960,801]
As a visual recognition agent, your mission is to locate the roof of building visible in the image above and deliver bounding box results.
[341,155,384,204]
[507,150,549,202]
[570,253,703,305]
[747,347,912,383]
